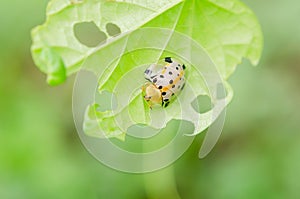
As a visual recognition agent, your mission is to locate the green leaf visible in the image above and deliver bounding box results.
[31,0,262,81]
[31,0,183,79]
[31,47,66,85]
[81,29,234,139]
[31,0,263,138]
[144,0,263,78]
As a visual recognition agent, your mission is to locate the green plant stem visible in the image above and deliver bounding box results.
[142,121,182,199]
[144,165,181,199]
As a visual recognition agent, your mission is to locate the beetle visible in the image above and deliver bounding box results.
[142,57,186,108]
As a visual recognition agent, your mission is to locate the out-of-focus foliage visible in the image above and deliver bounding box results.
[0,0,300,199]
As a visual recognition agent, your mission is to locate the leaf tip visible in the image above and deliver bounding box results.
[32,46,67,85]
[46,71,67,86]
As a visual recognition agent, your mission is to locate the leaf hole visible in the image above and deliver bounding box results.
[178,120,195,135]
[73,22,107,47]
[94,91,117,111]
[216,83,227,99]
[106,23,121,37]
[191,95,213,113]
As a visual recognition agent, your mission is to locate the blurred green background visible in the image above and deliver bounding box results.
[1,0,300,198]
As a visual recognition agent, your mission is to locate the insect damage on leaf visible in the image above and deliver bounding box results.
[31,0,263,140]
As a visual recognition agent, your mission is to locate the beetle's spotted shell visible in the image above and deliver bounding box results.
[144,57,186,108]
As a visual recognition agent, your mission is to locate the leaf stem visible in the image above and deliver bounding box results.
[144,165,181,199]
[142,120,181,199]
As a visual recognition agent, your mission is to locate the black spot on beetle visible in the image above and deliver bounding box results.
[164,98,169,102]
[158,86,163,89]
[169,79,173,84]
[162,92,167,96]
[169,71,173,75]
[165,57,172,63]
[164,101,170,107]
[160,75,164,78]
[176,67,179,70]
[172,85,175,88]
[153,78,157,83]
[172,93,174,96]
[182,64,186,70]
[144,69,150,74]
